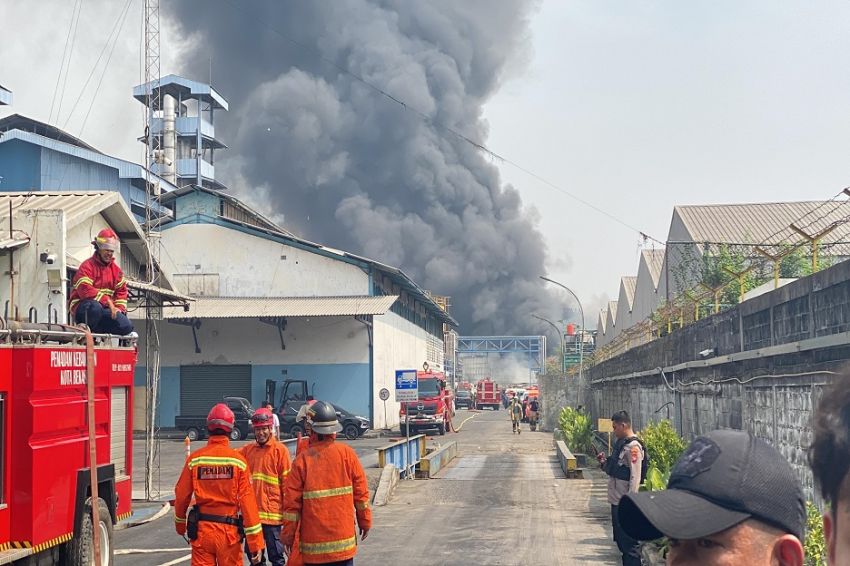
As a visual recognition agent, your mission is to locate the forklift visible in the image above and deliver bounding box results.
[266,378,314,435]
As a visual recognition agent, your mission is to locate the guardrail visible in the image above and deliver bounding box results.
[417,440,457,478]
[376,434,426,477]
[555,439,581,479]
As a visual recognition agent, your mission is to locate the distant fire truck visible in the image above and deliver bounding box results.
[0,321,136,565]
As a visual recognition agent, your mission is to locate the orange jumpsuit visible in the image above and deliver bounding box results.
[174,435,265,565]
[286,434,312,566]
[281,438,372,564]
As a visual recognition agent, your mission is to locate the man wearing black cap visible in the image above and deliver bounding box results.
[618,429,805,565]
[809,378,850,565]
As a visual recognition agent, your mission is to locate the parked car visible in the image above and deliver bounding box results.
[454,389,474,409]
[176,396,255,441]
[281,402,371,440]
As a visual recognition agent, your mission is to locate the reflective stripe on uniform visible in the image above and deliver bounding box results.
[73,277,94,289]
[281,512,300,522]
[251,472,280,486]
[116,277,127,288]
[302,485,353,500]
[174,516,187,524]
[300,536,357,555]
[354,501,369,511]
[244,523,263,536]
[258,511,284,522]
[188,456,247,471]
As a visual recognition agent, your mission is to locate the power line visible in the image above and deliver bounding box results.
[61,0,136,132]
[48,0,83,125]
[219,0,661,242]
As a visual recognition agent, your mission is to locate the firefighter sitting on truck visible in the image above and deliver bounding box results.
[69,228,134,335]
[174,403,265,565]
[239,408,291,566]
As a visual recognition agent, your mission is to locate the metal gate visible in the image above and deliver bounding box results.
[180,365,252,415]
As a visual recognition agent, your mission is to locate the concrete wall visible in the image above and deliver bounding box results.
[589,259,850,501]
[135,315,372,427]
[372,311,435,430]
[160,223,370,297]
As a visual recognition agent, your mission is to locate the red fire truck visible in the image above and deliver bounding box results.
[475,378,501,410]
[399,370,454,435]
[0,321,136,565]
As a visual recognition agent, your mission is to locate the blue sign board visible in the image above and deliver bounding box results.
[395,369,418,402]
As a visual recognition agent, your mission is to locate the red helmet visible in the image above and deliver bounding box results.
[207,403,235,434]
[251,408,274,429]
[93,228,120,252]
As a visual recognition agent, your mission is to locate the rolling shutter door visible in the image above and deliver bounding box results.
[110,386,128,477]
[180,365,252,415]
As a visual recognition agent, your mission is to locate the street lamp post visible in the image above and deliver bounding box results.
[540,276,585,386]
[532,314,565,373]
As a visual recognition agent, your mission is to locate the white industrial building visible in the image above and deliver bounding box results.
[135,185,456,430]
[596,201,850,349]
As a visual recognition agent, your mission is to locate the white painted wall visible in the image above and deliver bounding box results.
[161,224,370,297]
[614,278,635,338]
[632,251,663,325]
[1,209,73,324]
[136,316,368,366]
[372,311,439,429]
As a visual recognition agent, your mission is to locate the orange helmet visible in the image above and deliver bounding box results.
[251,408,274,429]
[207,403,235,434]
[93,228,120,252]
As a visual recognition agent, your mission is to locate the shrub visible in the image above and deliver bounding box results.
[640,419,687,477]
[805,501,826,566]
[558,406,594,454]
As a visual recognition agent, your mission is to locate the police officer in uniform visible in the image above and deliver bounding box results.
[597,410,644,566]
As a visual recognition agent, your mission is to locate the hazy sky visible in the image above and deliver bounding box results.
[2,1,850,324]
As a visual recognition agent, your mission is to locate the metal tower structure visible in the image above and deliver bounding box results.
[456,336,547,382]
[143,0,163,500]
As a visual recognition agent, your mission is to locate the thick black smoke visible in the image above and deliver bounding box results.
[165,0,571,334]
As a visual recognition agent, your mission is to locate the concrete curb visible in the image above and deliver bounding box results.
[417,440,458,478]
[373,464,400,506]
[115,502,171,531]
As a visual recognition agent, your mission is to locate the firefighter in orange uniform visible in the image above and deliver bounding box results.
[282,401,371,565]
[240,408,291,566]
[174,403,265,565]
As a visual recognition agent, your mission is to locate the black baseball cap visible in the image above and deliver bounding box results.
[618,429,806,541]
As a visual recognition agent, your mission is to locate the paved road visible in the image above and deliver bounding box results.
[357,409,620,565]
[116,411,619,565]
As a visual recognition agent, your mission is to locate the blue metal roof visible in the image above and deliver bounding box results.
[133,74,229,111]
[0,129,179,192]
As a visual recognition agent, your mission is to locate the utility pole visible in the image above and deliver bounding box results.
[532,314,565,373]
[539,276,585,389]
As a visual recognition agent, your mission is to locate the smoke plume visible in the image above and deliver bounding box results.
[165,0,571,333]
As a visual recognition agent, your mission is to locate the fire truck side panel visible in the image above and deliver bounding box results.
[0,344,11,548]
[109,348,135,521]
[9,345,126,548]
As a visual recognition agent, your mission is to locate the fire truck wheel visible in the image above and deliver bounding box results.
[63,497,113,566]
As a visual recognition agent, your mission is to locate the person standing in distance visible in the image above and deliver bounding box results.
[809,377,850,565]
[282,400,371,565]
[619,429,805,566]
[596,410,643,566]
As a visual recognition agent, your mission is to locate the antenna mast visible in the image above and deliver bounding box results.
[143,0,163,500]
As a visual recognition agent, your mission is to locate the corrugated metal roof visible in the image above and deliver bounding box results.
[674,200,850,253]
[641,249,665,287]
[163,295,399,319]
[0,229,30,250]
[133,75,229,111]
[597,310,608,334]
[620,276,637,309]
[606,300,619,326]
[0,191,122,229]
[0,129,179,192]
